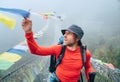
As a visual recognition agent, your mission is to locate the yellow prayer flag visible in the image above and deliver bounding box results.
[41,11,55,15]
[0,52,21,62]
[0,13,16,29]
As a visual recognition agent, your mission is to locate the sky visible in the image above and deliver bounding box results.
[0,0,120,53]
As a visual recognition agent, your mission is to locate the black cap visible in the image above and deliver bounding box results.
[61,25,84,39]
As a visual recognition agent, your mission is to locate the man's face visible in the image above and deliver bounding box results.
[63,30,79,46]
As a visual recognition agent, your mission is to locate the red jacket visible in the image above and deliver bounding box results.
[25,32,92,82]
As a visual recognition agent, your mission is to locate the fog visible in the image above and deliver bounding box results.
[0,0,120,53]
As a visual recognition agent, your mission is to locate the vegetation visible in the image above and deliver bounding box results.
[85,27,120,68]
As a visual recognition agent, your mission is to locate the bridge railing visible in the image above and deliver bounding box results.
[91,58,120,82]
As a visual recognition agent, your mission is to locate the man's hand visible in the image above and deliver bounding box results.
[22,18,32,33]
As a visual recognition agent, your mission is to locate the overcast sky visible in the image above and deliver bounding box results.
[0,0,120,53]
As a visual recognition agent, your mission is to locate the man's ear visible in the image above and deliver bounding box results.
[76,37,80,42]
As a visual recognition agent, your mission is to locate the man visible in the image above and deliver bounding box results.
[22,18,92,82]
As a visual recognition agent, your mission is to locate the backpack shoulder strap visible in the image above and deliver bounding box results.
[55,45,66,67]
[49,45,66,73]
[80,44,87,67]
[79,44,87,82]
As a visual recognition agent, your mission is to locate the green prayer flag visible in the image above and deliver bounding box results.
[0,59,14,70]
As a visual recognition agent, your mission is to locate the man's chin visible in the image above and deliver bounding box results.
[64,43,71,46]
[64,41,72,46]
[63,43,66,45]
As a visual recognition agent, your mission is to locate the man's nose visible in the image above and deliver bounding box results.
[64,33,67,38]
